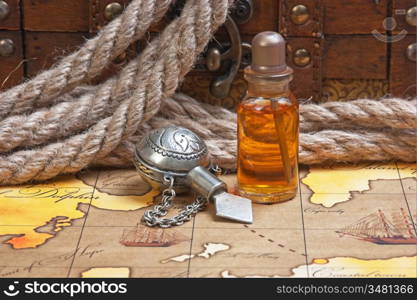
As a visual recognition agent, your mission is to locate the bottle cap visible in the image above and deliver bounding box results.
[250,31,292,77]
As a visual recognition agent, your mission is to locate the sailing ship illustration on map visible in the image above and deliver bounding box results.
[337,208,417,245]
[120,224,189,247]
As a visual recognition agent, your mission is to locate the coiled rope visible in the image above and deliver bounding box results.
[0,0,415,185]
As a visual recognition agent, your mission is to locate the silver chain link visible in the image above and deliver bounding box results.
[142,176,207,228]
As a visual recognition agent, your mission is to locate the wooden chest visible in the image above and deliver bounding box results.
[0,0,416,108]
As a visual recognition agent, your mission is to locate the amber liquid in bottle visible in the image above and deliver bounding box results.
[237,72,299,203]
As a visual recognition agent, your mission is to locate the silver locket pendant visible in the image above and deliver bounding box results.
[133,126,253,228]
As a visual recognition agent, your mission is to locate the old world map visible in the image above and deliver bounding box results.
[0,163,415,278]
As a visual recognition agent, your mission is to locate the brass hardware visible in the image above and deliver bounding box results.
[204,0,254,98]
[290,4,310,25]
[104,2,123,21]
[177,0,251,98]
[406,43,417,62]
[231,0,254,24]
[206,48,222,71]
[293,48,311,67]
[406,7,417,27]
[0,39,14,57]
[207,15,243,99]
[0,0,10,21]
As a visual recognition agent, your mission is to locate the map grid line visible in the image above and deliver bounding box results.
[395,162,417,276]
[65,171,100,278]
[298,175,310,278]
[186,216,196,278]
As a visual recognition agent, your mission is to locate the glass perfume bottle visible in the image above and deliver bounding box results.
[237,32,299,204]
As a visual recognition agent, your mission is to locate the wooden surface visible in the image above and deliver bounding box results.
[322,79,388,102]
[390,35,417,98]
[323,36,387,79]
[151,0,279,34]
[280,0,323,37]
[0,30,23,90]
[25,31,90,77]
[0,0,415,100]
[286,37,322,100]
[0,0,20,30]
[393,0,416,34]
[89,0,130,32]
[238,0,279,34]
[323,0,387,34]
[23,0,90,32]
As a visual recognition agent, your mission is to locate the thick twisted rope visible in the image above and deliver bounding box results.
[92,94,417,170]
[0,0,415,186]
[300,129,416,164]
[0,0,234,185]
[0,93,415,153]
[0,0,173,120]
[98,129,417,169]
[301,98,417,132]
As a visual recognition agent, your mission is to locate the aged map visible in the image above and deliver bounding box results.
[0,163,416,278]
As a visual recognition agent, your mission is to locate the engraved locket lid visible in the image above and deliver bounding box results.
[134,127,210,174]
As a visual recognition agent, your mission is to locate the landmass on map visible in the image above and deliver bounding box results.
[0,170,157,249]
[302,163,416,207]
[81,267,130,278]
[222,256,417,278]
[161,243,230,263]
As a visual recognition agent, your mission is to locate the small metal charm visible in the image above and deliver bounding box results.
[134,127,253,227]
